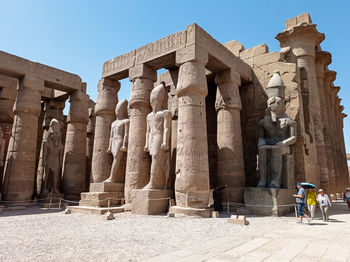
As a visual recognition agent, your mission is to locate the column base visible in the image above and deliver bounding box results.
[131,189,172,215]
[244,187,295,216]
[169,206,213,218]
[79,182,124,207]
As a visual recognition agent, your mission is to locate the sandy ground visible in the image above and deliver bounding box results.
[0,202,349,261]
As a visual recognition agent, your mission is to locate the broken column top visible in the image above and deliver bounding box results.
[285,13,313,29]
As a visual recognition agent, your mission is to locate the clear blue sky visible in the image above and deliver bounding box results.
[1,0,350,151]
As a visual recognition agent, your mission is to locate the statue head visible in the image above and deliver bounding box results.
[150,82,167,113]
[49,118,61,146]
[115,99,128,119]
[266,70,286,117]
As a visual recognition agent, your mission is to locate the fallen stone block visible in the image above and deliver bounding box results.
[227,215,249,225]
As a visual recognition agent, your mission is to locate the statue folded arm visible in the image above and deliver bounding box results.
[107,125,113,153]
[122,120,129,152]
[144,115,150,152]
[161,111,171,151]
[280,120,297,146]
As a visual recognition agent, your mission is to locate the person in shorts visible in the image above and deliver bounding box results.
[293,183,311,224]
[344,187,350,210]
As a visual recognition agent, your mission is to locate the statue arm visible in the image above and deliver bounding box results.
[281,121,297,146]
[107,125,113,153]
[122,120,129,152]
[42,141,48,167]
[258,120,266,146]
[161,111,171,151]
[144,116,150,152]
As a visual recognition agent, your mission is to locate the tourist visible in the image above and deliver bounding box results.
[317,189,332,221]
[306,188,317,220]
[344,187,350,210]
[293,183,311,224]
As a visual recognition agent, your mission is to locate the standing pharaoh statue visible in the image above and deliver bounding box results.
[144,83,171,189]
[257,70,297,188]
[104,99,129,183]
[41,118,63,194]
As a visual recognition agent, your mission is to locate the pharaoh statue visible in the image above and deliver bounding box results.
[144,83,171,189]
[41,118,63,194]
[257,70,297,188]
[104,99,129,183]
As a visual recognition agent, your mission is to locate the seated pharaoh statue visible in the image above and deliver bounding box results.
[144,82,171,190]
[41,118,63,195]
[257,70,297,188]
[104,99,129,184]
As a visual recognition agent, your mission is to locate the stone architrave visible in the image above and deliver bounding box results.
[2,75,43,201]
[257,71,297,188]
[103,99,129,184]
[169,46,212,217]
[215,69,245,204]
[61,88,89,200]
[131,83,172,215]
[125,64,157,205]
[91,78,119,183]
[40,118,63,195]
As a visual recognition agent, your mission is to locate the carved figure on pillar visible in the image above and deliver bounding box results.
[104,99,129,183]
[257,70,297,188]
[144,83,171,189]
[41,118,63,194]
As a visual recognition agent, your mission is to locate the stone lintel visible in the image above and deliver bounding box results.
[215,69,240,86]
[285,13,312,29]
[0,51,82,92]
[129,64,157,82]
[176,44,208,65]
[239,44,269,60]
[223,40,245,56]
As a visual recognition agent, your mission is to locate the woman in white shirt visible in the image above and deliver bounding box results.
[317,189,332,221]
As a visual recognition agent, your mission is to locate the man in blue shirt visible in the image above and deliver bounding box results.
[293,183,311,224]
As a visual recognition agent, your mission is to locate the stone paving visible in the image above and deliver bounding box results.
[0,201,349,261]
[148,201,350,262]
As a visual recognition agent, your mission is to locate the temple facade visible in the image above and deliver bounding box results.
[0,13,348,216]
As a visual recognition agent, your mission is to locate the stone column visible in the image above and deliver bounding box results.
[125,64,156,204]
[86,106,95,188]
[339,112,349,188]
[315,51,333,192]
[215,69,245,203]
[2,75,43,201]
[61,87,89,200]
[170,46,211,217]
[276,24,325,186]
[91,78,119,183]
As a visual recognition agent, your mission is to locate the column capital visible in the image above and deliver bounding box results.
[67,91,89,124]
[315,51,332,66]
[22,75,45,93]
[276,24,324,57]
[98,78,120,92]
[176,44,208,65]
[129,64,157,82]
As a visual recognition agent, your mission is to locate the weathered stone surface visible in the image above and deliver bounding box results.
[244,187,296,216]
[131,189,172,215]
[227,215,249,225]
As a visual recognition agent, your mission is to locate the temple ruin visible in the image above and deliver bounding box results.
[0,13,349,216]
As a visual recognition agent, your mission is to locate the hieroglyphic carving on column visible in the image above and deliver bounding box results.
[125,64,157,204]
[91,78,119,183]
[2,75,43,201]
[103,99,129,184]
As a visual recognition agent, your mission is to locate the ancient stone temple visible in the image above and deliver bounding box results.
[1,13,349,217]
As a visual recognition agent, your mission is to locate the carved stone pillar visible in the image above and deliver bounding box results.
[2,75,43,201]
[315,51,332,192]
[215,69,245,203]
[170,46,211,217]
[276,23,325,186]
[61,87,89,200]
[91,78,119,183]
[324,70,337,193]
[125,64,156,204]
[86,106,95,189]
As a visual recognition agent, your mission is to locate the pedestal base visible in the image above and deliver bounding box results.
[131,189,172,215]
[244,187,295,216]
[79,183,124,207]
[68,205,124,215]
[169,206,213,218]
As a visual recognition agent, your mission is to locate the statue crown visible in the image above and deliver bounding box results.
[266,70,285,99]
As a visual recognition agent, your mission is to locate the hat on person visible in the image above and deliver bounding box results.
[318,189,324,192]
[296,182,302,186]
